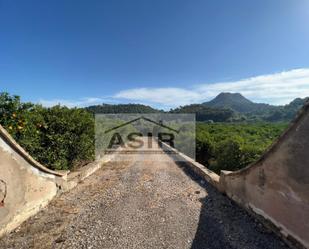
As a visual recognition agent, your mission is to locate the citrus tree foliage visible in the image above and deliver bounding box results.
[0,92,94,170]
[196,122,287,173]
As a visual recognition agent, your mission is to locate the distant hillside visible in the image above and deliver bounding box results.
[202,92,276,114]
[202,92,308,122]
[86,103,162,114]
[264,97,309,122]
[170,104,235,122]
[86,103,236,122]
[85,94,308,123]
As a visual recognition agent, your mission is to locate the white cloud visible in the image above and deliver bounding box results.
[39,97,114,108]
[113,68,309,107]
[38,68,309,109]
[114,88,204,107]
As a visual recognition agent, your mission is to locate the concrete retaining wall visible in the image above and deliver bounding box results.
[0,125,66,237]
[220,103,309,249]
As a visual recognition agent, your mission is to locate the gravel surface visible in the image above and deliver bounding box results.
[0,146,290,249]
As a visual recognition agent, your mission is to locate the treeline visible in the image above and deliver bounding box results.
[0,93,94,170]
[170,104,234,122]
[88,103,236,122]
[86,104,162,114]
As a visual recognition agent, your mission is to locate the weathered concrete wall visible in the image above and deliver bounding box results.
[0,125,65,237]
[220,102,309,249]
[0,124,120,237]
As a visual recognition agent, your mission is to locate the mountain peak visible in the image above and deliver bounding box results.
[214,92,253,103]
[203,92,258,113]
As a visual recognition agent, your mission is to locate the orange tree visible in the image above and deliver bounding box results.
[0,92,33,137]
[0,92,94,170]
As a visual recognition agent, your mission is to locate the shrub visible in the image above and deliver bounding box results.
[196,130,214,166]
[0,92,34,138]
[213,137,243,172]
[32,105,95,170]
[0,92,95,170]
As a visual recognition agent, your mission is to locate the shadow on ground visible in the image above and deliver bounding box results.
[174,161,290,249]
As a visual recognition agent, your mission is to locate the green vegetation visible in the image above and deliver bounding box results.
[86,104,162,114]
[0,92,299,172]
[196,122,288,173]
[0,93,94,170]
[170,104,234,122]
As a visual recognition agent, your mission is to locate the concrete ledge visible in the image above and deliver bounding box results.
[158,140,221,191]
[61,151,121,192]
[0,125,66,178]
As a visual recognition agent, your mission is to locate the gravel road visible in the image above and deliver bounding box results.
[0,143,290,249]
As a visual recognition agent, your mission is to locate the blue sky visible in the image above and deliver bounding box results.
[0,0,309,109]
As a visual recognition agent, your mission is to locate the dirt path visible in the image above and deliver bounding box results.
[0,144,289,249]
